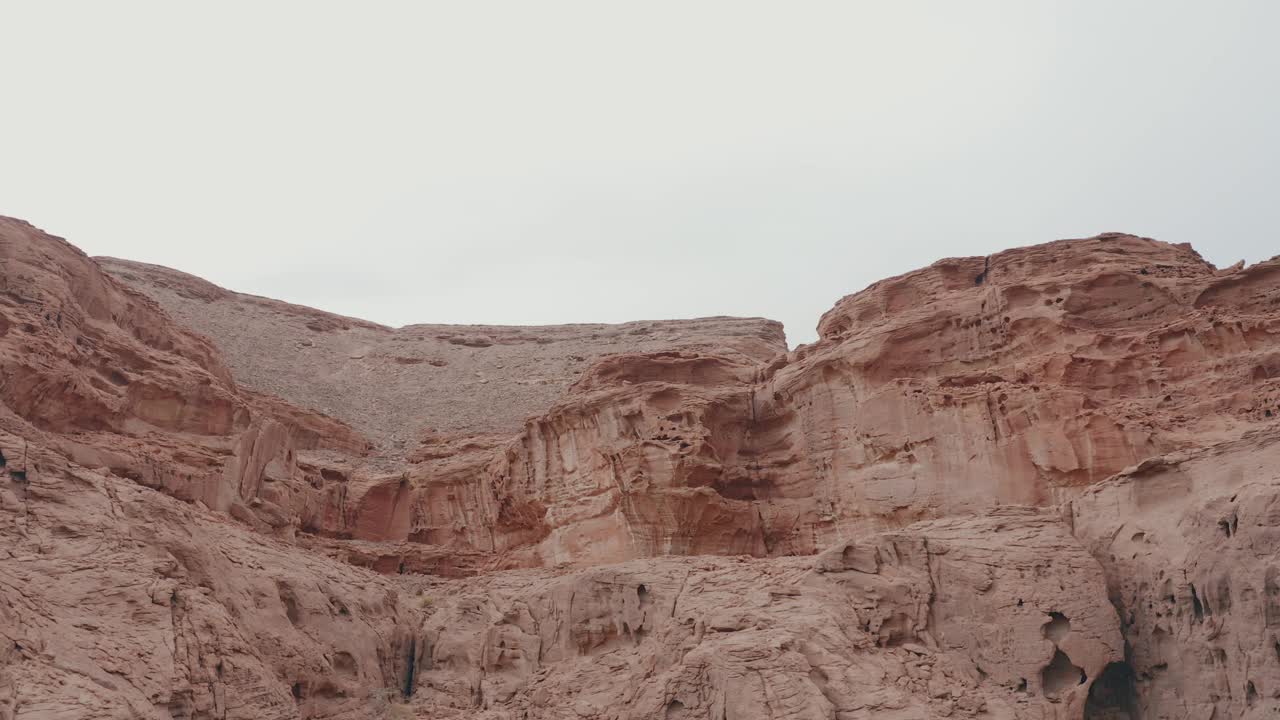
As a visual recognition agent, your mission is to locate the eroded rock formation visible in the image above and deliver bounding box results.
[1071,427,1280,718]
[376,233,1280,572]
[3,215,1280,718]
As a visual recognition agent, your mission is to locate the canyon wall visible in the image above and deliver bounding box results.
[3,215,1280,717]
[378,233,1280,570]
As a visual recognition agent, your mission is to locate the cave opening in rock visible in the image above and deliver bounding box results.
[1084,661,1137,719]
[0,449,6,467]
[1043,611,1071,643]
[1042,649,1086,697]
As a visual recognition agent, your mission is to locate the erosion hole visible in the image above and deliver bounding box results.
[278,585,301,626]
[1043,612,1071,643]
[320,468,347,482]
[1042,649,1086,697]
[332,651,357,676]
[1084,662,1137,720]
[0,449,6,467]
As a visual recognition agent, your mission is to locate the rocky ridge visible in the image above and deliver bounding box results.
[3,215,1280,718]
[97,256,786,451]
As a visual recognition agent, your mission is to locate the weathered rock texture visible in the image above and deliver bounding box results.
[0,428,418,720]
[3,214,1280,718]
[409,508,1123,720]
[1071,427,1280,718]
[97,256,785,451]
[339,233,1280,572]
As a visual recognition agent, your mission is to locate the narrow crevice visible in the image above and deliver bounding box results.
[975,256,991,285]
[1190,583,1205,622]
[402,637,417,698]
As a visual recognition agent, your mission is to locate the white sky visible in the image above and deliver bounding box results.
[2,2,1277,345]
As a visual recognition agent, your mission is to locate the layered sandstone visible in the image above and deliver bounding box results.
[306,233,1280,571]
[4,214,1280,718]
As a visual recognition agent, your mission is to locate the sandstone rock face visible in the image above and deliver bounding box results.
[0,431,1121,720]
[0,218,235,436]
[385,234,1280,570]
[1070,428,1280,718]
[407,508,1123,720]
[0,217,371,534]
[4,215,1280,718]
[0,430,419,720]
[759,234,1277,533]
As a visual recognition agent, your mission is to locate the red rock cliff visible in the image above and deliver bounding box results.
[4,217,1280,719]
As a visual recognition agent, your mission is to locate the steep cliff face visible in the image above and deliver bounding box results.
[0,217,372,542]
[5,216,1280,718]
[796,234,1255,514]
[0,217,236,436]
[1071,427,1280,718]
[405,233,1280,568]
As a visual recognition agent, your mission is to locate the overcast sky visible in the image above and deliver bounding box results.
[2,3,1277,345]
